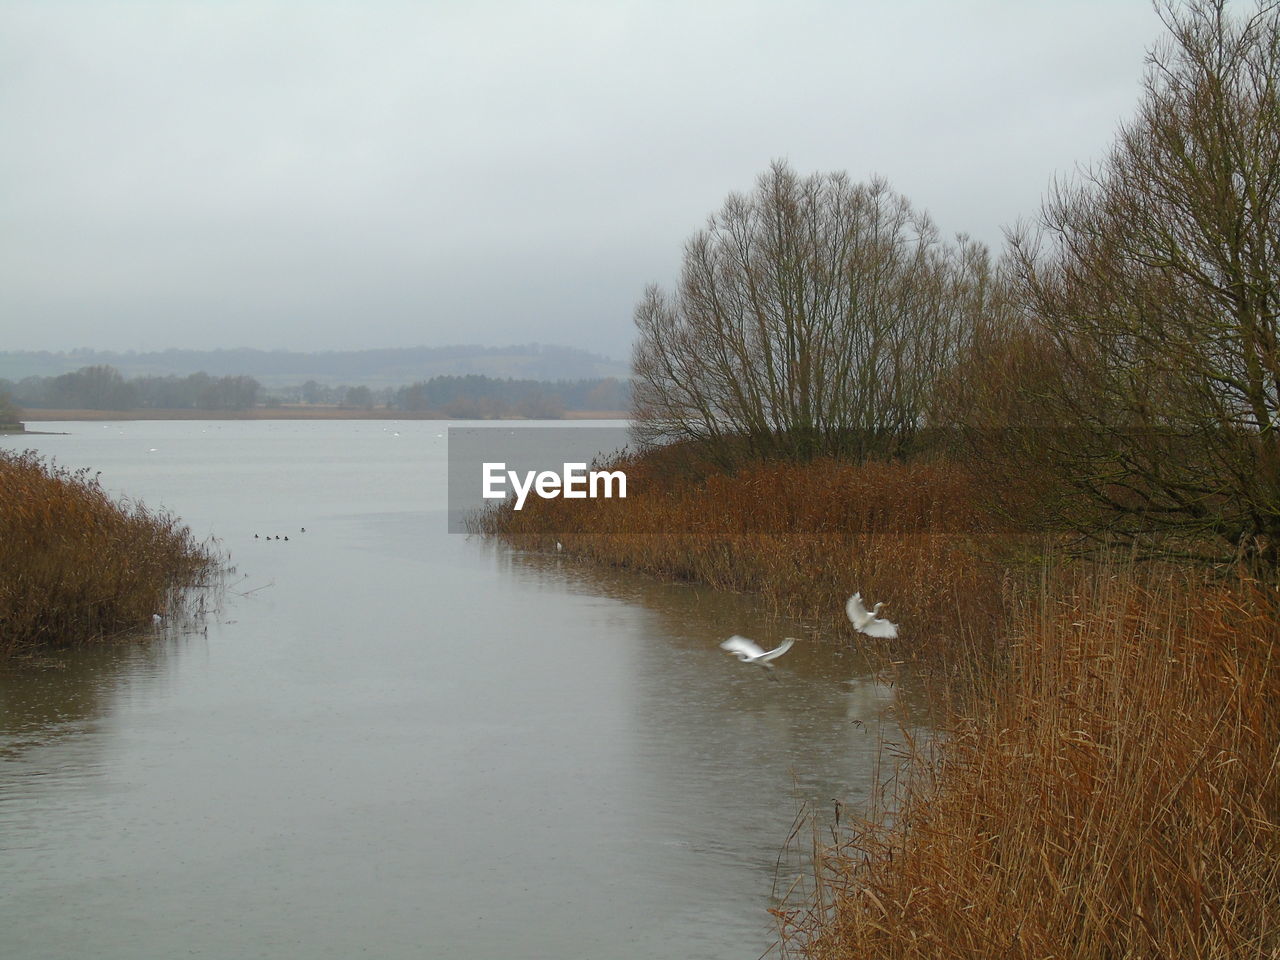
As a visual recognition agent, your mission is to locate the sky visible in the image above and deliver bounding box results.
[0,0,1164,361]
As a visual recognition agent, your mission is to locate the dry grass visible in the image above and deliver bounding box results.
[474,452,1017,666]
[0,449,217,657]
[781,563,1280,959]
[478,447,1280,956]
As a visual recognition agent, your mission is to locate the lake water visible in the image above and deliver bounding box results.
[0,420,917,960]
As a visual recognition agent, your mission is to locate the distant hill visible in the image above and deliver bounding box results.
[0,344,629,387]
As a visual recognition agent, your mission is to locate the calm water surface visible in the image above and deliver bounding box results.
[1,421,920,960]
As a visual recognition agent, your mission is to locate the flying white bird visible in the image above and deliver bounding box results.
[720,635,796,667]
[845,592,898,639]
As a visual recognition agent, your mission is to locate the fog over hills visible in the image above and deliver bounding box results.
[0,344,629,387]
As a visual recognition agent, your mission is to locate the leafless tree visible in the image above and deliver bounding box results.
[1004,0,1280,564]
[631,161,993,463]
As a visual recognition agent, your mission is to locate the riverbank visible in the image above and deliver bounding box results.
[480,448,1280,957]
[0,449,217,657]
[473,452,1016,666]
[16,408,629,421]
[790,561,1279,959]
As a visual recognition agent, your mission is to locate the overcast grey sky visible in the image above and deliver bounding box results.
[1,0,1162,360]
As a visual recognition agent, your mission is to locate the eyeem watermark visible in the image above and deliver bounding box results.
[447,426,632,532]
[483,461,627,510]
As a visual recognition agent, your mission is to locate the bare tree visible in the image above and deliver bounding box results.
[1005,0,1280,564]
[631,161,991,463]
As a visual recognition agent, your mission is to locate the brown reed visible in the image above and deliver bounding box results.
[473,452,1018,667]
[779,561,1280,958]
[478,447,1280,955]
[0,449,217,657]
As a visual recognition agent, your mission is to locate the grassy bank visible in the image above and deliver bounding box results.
[0,449,217,657]
[479,449,1280,956]
[786,562,1280,958]
[473,452,1017,667]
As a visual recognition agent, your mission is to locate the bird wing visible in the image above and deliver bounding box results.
[845,593,872,628]
[721,635,766,660]
[861,618,898,639]
[756,637,795,662]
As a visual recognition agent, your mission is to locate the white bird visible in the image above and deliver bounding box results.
[720,635,796,667]
[845,592,898,639]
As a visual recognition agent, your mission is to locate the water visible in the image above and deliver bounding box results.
[0,420,919,960]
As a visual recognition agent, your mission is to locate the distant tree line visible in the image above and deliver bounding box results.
[2,366,261,411]
[1,365,630,418]
[274,374,629,417]
[0,388,20,426]
[0,342,626,383]
[389,375,629,418]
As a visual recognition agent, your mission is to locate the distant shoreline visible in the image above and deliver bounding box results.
[16,407,629,422]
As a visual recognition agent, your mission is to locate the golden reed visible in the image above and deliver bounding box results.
[0,449,216,657]
[782,564,1280,959]
[480,448,1280,957]
[474,451,1012,665]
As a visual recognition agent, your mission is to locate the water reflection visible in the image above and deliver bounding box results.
[0,633,203,876]
[483,540,928,911]
[1,635,189,751]
[494,541,930,717]
[0,421,929,960]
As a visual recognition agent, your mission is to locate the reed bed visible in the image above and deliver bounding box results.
[781,563,1280,958]
[473,453,1016,665]
[479,448,1280,955]
[0,449,217,657]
